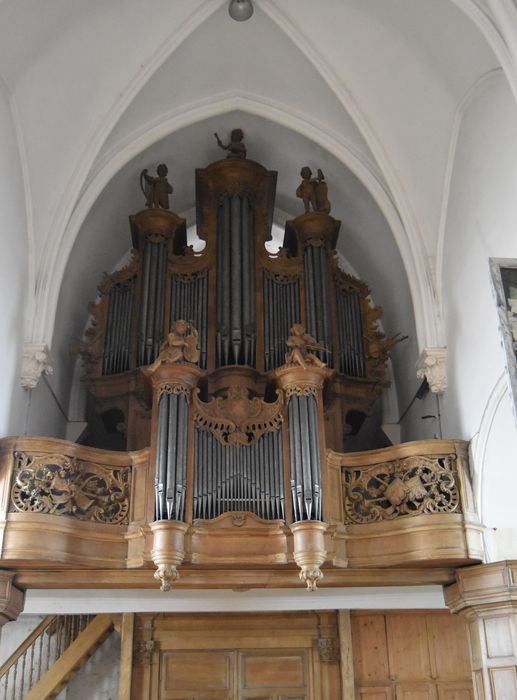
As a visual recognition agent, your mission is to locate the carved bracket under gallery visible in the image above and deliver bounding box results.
[416,347,447,394]
[21,343,54,390]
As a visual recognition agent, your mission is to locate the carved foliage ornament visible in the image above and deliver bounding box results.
[10,452,130,524]
[343,454,460,524]
[193,385,283,446]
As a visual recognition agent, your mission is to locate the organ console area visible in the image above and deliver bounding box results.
[0,132,483,595]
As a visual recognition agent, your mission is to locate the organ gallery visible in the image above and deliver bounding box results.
[0,131,485,699]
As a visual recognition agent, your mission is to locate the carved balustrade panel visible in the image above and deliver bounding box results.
[9,451,131,525]
[342,454,461,524]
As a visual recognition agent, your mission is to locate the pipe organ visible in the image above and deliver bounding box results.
[81,134,396,589]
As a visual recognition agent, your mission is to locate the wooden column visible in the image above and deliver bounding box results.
[445,560,517,699]
[0,570,24,627]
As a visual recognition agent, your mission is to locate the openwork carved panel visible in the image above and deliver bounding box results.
[343,454,460,524]
[192,385,283,446]
[10,452,130,524]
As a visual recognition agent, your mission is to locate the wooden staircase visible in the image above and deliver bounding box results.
[0,614,115,700]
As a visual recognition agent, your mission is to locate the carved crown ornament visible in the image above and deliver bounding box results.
[416,347,448,394]
[192,385,284,447]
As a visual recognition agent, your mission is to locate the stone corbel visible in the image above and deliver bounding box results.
[21,343,53,390]
[416,347,447,394]
[0,571,25,626]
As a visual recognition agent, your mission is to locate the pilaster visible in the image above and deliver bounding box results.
[444,561,517,699]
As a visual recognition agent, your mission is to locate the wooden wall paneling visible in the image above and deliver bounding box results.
[356,689,393,700]
[394,683,438,700]
[160,650,234,699]
[351,613,390,683]
[386,613,432,682]
[238,649,309,698]
[436,682,475,699]
[426,613,472,682]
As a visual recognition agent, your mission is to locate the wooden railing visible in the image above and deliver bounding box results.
[0,614,92,699]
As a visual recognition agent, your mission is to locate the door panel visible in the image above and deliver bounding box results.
[160,650,234,699]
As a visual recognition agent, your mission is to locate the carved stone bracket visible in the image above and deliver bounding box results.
[0,571,25,626]
[416,347,448,393]
[21,343,53,390]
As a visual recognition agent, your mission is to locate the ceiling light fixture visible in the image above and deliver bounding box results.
[228,0,254,22]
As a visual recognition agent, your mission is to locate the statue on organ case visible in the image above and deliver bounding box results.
[285,324,327,368]
[296,167,331,214]
[146,320,200,372]
[140,163,173,209]
[214,128,247,159]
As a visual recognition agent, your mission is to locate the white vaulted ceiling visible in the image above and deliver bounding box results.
[0,0,505,425]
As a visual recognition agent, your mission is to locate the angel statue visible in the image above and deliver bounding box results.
[285,324,327,368]
[147,320,200,372]
[140,163,173,209]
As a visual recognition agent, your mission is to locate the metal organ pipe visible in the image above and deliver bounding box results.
[287,393,323,522]
[155,390,189,522]
[102,280,136,375]
[216,195,255,367]
[193,430,284,520]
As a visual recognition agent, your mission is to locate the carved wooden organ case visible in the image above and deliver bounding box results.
[82,154,396,589]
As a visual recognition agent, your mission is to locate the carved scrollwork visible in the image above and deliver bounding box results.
[343,454,460,524]
[192,385,283,446]
[158,383,192,400]
[10,452,130,524]
[318,636,340,663]
[285,385,318,399]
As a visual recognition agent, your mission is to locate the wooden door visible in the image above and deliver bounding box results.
[158,648,310,699]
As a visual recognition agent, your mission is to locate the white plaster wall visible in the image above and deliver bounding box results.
[0,81,29,436]
[57,630,119,700]
[440,75,517,541]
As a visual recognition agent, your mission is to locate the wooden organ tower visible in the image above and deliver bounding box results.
[81,136,395,591]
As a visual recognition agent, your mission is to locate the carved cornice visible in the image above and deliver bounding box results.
[21,343,53,390]
[444,561,517,614]
[416,347,448,393]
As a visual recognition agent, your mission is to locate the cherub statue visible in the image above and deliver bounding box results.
[214,128,247,159]
[296,167,331,214]
[147,320,200,371]
[285,324,327,368]
[140,163,173,209]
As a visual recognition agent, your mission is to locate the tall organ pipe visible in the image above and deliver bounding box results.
[155,390,189,522]
[304,244,331,365]
[216,195,255,367]
[102,280,136,375]
[287,393,323,522]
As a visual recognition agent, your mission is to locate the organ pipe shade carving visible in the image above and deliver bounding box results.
[155,389,190,521]
[288,393,323,522]
[138,236,168,366]
[216,194,256,367]
[193,429,284,520]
